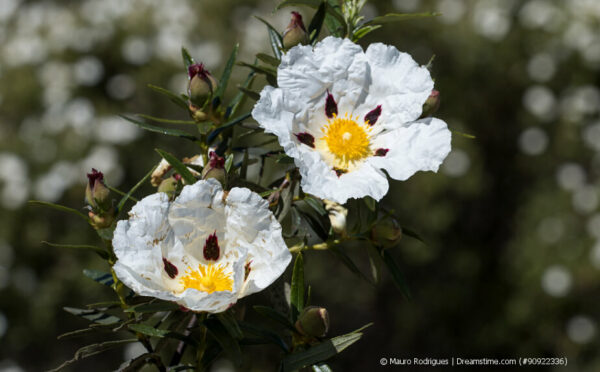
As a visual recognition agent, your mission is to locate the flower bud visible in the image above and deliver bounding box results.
[295,306,329,338]
[188,63,218,106]
[85,169,111,211]
[158,176,179,197]
[371,216,402,248]
[420,89,440,118]
[89,209,115,230]
[283,12,309,49]
[324,199,347,235]
[201,151,226,184]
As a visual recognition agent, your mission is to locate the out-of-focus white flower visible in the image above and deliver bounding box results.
[324,200,347,235]
[113,179,292,313]
[252,37,451,204]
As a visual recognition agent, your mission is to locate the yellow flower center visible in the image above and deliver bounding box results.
[180,263,233,294]
[320,113,372,169]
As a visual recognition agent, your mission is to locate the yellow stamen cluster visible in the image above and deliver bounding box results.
[321,113,372,169]
[180,263,233,294]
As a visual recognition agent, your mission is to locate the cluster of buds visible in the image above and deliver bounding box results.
[283,12,309,49]
[295,306,330,338]
[85,169,115,230]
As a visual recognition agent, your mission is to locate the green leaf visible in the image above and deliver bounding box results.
[63,307,121,325]
[380,249,412,300]
[204,318,242,364]
[96,227,114,241]
[352,25,382,41]
[276,0,321,9]
[254,16,283,59]
[214,43,239,100]
[124,301,180,313]
[282,327,369,371]
[147,84,189,109]
[83,269,114,287]
[304,196,327,216]
[42,241,108,259]
[256,53,280,67]
[308,1,327,43]
[128,324,169,338]
[364,196,376,212]
[253,305,295,330]
[324,1,347,37]
[136,114,196,125]
[238,322,289,352]
[28,201,89,222]
[181,46,195,69]
[238,86,260,101]
[217,312,244,340]
[366,12,440,25]
[120,115,197,141]
[116,165,155,216]
[49,339,138,372]
[367,245,382,284]
[329,245,369,283]
[237,61,277,77]
[452,130,477,139]
[155,149,197,185]
[224,153,234,173]
[402,226,425,243]
[207,112,252,144]
[228,72,256,118]
[290,253,305,317]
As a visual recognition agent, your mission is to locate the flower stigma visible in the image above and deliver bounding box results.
[320,113,372,169]
[180,263,233,294]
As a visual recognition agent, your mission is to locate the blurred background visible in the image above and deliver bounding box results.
[1,0,600,370]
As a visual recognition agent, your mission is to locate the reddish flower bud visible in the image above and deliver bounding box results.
[201,152,226,184]
[283,11,309,49]
[295,306,330,338]
[85,169,111,210]
[420,89,440,118]
[188,63,218,106]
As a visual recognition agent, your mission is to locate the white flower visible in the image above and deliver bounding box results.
[112,179,292,313]
[252,37,452,204]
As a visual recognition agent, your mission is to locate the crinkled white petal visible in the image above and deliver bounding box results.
[363,43,434,127]
[112,179,291,313]
[369,117,452,180]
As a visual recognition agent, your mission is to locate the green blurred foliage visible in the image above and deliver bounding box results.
[1,0,600,370]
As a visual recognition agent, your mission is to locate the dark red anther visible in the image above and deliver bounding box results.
[294,132,315,148]
[162,257,179,279]
[203,231,220,261]
[364,105,382,125]
[173,173,182,181]
[188,63,209,79]
[325,91,338,118]
[87,168,104,188]
[374,148,389,157]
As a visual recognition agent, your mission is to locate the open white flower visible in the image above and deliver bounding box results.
[112,179,291,313]
[252,37,452,204]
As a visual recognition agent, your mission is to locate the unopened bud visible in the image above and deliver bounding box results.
[158,176,179,197]
[201,151,226,184]
[324,199,347,235]
[420,89,440,118]
[85,169,111,211]
[283,12,309,49]
[188,63,218,106]
[371,217,402,248]
[89,209,115,230]
[295,306,329,338]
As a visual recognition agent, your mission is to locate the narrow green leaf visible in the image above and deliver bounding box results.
[181,46,195,69]
[116,165,155,215]
[276,0,321,9]
[282,329,366,371]
[224,153,234,173]
[238,86,260,101]
[228,72,256,118]
[324,1,347,36]
[155,149,196,185]
[381,249,412,300]
[367,245,382,284]
[96,227,114,241]
[352,25,382,41]
[253,305,295,330]
[329,246,370,283]
[206,112,252,144]
[136,114,196,125]
[28,201,89,222]
[452,130,477,139]
[364,196,376,212]
[120,115,197,141]
[124,301,180,313]
[217,312,244,340]
[290,253,305,316]
[147,84,188,109]
[237,62,277,77]
[204,318,242,364]
[367,12,441,25]
[256,53,280,67]
[83,269,114,287]
[63,307,121,325]
[49,339,138,372]
[308,1,327,43]
[304,196,327,216]
[401,226,425,243]
[42,241,108,259]
[268,28,283,59]
[214,43,239,100]
[238,322,289,352]
[128,324,169,338]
